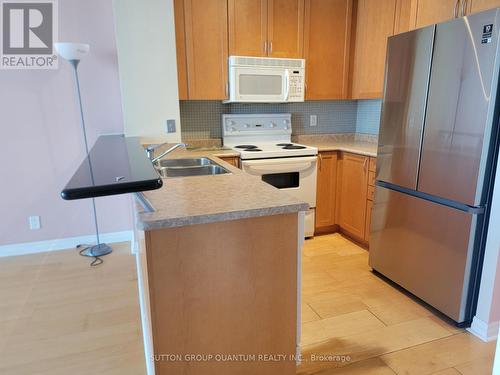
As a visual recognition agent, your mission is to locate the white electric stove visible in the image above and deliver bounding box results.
[222,113,318,237]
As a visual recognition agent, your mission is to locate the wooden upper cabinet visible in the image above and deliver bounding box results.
[468,0,500,13]
[228,0,268,56]
[338,153,369,241]
[394,0,414,34]
[412,0,459,29]
[304,0,352,99]
[267,0,305,57]
[350,0,397,99]
[394,0,499,35]
[182,0,228,100]
[174,0,188,100]
[315,151,338,231]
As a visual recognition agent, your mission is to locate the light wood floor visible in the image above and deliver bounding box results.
[298,233,496,375]
[0,235,496,374]
[0,243,145,374]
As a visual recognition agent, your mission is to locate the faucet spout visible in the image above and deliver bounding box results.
[147,143,187,164]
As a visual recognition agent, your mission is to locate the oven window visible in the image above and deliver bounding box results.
[239,74,282,95]
[262,172,300,189]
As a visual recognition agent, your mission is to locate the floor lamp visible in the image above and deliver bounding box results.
[55,42,112,265]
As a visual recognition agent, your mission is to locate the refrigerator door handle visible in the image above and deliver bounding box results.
[376,180,486,214]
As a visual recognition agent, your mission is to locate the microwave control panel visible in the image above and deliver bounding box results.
[288,70,305,102]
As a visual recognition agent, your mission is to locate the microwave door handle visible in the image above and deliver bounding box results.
[284,69,290,101]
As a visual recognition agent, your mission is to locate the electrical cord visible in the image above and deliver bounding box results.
[77,245,104,266]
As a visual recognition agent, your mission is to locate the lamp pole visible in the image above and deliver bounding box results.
[55,43,112,265]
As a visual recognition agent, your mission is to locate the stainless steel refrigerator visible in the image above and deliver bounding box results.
[369,8,500,325]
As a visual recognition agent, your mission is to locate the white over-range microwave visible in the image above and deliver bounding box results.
[225,56,305,103]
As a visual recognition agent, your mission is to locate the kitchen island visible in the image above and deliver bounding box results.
[133,154,308,375]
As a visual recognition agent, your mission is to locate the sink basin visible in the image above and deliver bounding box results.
[157,165,229,178]
[157,157,212,168]
[155,158,230,178]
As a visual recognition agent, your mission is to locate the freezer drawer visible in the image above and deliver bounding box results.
[377,26,434,190]
[418,10,500,205]
[369,186,478,323]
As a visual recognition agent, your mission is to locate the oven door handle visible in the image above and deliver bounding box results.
[242,157,317,174]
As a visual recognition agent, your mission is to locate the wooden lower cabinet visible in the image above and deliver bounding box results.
[338,152,369,241]
[315,151,338,233]
[218,156,240,168]
[364,156,376,243]
[145,214,298,374]
[364,199,373,242]
[314,152,376,246]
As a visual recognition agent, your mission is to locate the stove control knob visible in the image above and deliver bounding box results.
[244,123,250,128]
[270,122,276,128]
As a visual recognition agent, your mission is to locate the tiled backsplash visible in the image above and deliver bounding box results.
[356,100,382,134]
[180,99,382,139]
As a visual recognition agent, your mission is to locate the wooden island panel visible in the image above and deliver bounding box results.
[145,213,299,375]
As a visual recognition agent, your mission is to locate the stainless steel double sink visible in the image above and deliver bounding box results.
[154,157,230,178]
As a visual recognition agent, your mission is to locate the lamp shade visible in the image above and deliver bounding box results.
[54,42,90,61]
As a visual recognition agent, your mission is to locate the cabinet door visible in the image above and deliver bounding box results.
[468,0,500,13]
[413,0,460,29]
[394,0,414,34]
[267,0,305,58]
[338,153,369,240]
[350,0,397,99]
[364,199,373,242]
[184,0,228,99]
[315,152,338,231]
[304,0,352,99]
[219,156,240,168]
[174,0,188,100]
[228,0,268,56]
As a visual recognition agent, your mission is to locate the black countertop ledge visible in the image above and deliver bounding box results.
[61,135,162,200]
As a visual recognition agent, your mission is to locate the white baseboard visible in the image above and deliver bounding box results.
[468,316,500,342]
[0,231,134,257]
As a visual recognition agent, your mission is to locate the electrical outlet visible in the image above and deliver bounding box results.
[166,119,176,133]
[29,216,41,230]
[310,115,317,127]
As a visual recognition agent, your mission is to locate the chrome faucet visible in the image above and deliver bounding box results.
[146,142,187,164]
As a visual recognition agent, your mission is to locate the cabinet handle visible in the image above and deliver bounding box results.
[363,158,368,172]
[269,41,273,55]
[225,82,229,97]
[454,0,459,17]
[264,41,268,55]
[461,0,467,16]
[318,153,322,171]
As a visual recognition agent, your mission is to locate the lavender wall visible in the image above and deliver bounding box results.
[0,0,132,247]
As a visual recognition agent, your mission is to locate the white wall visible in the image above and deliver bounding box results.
[470,146,500,342]
[113,0,182,143]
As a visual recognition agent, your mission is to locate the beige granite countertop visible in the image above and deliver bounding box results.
[136,134,377,230]
[136,151,308,231]
[292,134,378,157]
